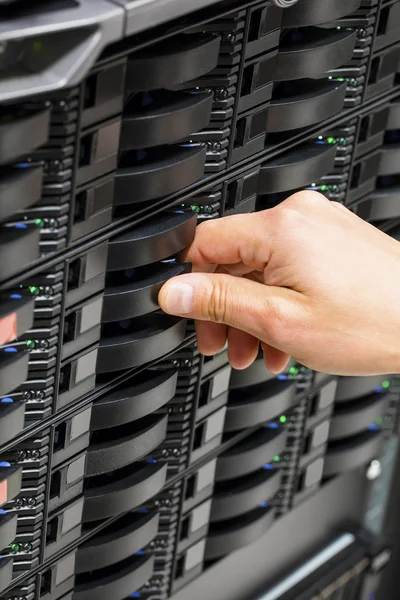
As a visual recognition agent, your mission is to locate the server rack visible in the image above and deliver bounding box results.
[0,1,399,599]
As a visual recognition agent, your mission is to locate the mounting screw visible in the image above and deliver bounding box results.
[366,459,382,480]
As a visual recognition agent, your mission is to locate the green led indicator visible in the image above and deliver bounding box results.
[34,218,45,228]
[29,285,40,296]
[376,417,384,426]
[382,380,390,389]
[191,205,200,214]
[327,137,337,144]
[279,415,287,424]
[10,543,19,554]
[336,78,345,82]
[320,185,329,192]
[273,455,280,462]
[26,340,35,350]
[289,366,298,375]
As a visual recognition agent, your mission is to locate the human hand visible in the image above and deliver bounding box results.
[158,191,400,375]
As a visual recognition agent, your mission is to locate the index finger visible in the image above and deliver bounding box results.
[181,211,273,272]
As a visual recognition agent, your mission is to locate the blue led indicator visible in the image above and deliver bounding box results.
[266,422,279,429]
[14,223,27,229]
[368,424,379,431]
[17,163,30,169]
[130,593,141,598]
[1,398,13,403]
[375,387,383,393]
[0,462,10,468]
[10,294,22,299]
[0,509,6,515]
[146,458,157,464]
[277,374,288,380]
[4,347,17,353]
[135,550,145,555]
[263,463,273,470]
[138,508,148,513]
[259,501,268,508]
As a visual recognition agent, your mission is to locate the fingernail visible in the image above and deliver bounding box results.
[164,282,194,315]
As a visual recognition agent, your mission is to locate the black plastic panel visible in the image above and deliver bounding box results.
[0,108,50,165]
[0,349,29,397]
[76,511,159,573]
[335,375,389,402]
[275,29,356,81]
[0,166,43,224]
[86,414,168,476]
[266,81,346,132]
[126,34,221,91]
[97,314,187,373]
[216,427,287,481]
[258,143,336,193]
[91,370,178,430]
[205,505,274,560]
[73,554,154,600]
[211,468,280,521]
[329,392,388,440]
[83,462,167,522]
[102,262,190,322]
[323,430,383,477]
[224,380,296,431]
[121,90,213,150]
[229,357,296,389]
[106,212,197,271]
[282,0,362,27]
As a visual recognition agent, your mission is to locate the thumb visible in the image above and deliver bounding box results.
[158,272,291,345]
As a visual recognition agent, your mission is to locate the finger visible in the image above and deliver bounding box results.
[159,272,301,348]
[180,212,274,271]
[227,328,259,370]
[261,343,291,373]
[196,321,227,356]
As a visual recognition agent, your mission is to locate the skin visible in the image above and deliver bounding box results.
[158,191,400,376]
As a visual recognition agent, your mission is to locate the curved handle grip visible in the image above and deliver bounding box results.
[258,143,336,194]
[211,468,280,521]
[0,295,34,342]
[0,225,40,281]
[282,0,361,27]
[0,465,22,506]
[0,513,17,551]
[115,145,206,206]
[324,430,383,477]
[0,109,49,166]
[230,357,296,390]
[107,211,197,271]
[216,427,287,481]
[378,146,400,176]
[102,262,191,322]
[0,400,25,446]
[83,462,167,522]
[76,511,159,573]
[73,554,154,600]
[275,29,356,81]
[0,166,43,224]
[0,557,13,594]
[0,1,124,103]
[121,91,213,150]
[97,315,186,373]
[205,505,274,560]
[0,349,29,398]
[225,380,296,431]
[335,375,388,403]
[86,414,168,476]
[329,392,388,440]
[387,99,400,129]
[126,34,220,91]
[267,81,346,133]
[91,369,178,430]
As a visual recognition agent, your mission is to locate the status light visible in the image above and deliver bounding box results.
[279,415,287,424]
[273,455,280,462]
[382,380,390,389]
